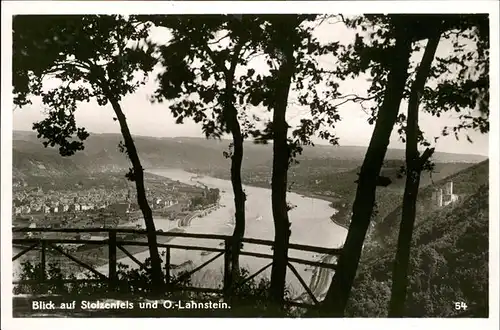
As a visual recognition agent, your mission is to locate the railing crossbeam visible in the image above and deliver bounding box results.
[117,244,145,269]
[288,256,337,270]
[172,251,225,285]
[12,227,342,257]
[12,243,39,261]
[234,262,273,290]
[49,243,107,280]
[287,262,319,305]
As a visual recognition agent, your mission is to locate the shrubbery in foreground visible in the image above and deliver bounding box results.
[14,257,300,317]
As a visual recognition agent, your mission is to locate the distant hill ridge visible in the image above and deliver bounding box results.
[12,130,488,179]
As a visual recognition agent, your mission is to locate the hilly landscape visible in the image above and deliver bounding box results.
[12,130,487,183]
[12,130,487,229]
[12,130,490,317]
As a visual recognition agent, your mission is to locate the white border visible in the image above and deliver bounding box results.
[1,1,499,330]
[0,0,499,14]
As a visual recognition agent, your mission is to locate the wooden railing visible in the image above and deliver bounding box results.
[12,227,342,309]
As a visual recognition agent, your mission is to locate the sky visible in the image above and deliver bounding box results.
[12,15,490,156]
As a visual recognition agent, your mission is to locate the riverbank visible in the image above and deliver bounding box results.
[178,203,220,227]
[198,176,351,229]
[292,189,351,229]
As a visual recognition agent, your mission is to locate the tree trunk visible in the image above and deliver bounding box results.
[269,39,296,312]
[109,99,165,291]
[316,25,413,317]
[223,42,246,289]
[388,32,440,317]
[226,104,246,286]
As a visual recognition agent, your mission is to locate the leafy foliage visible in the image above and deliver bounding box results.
[231,268,296,316]
[146,15,260,136]
[244,15,343,158]
[13,15,155,156]
[321,14,489,157]
[14,255,191,297]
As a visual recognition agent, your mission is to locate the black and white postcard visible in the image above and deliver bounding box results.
[1,1,498,329]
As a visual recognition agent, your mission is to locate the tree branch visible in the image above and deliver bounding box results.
[201,43,228,75]
[43,60,91,76]
[331,94,376,109]
[208,32,231,45]
[334,93,374,101]
[418,147,435,170]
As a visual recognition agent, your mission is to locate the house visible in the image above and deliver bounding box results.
[59,203,69,212]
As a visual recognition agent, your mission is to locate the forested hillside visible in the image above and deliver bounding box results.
[346,181,489,317]
[373,160,489,244]
[305,160,479,229]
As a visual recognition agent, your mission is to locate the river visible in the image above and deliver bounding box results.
[14,168,348,300]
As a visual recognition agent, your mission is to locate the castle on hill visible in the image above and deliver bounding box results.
[432,181,459,208]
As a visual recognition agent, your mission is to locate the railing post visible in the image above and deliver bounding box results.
[165,246,171,288]
[223,238,231,300]
[108,231,117,290]
[40,240,46,282]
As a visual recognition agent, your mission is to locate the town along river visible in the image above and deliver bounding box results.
[14,169,347,301]
[112,168,348,300]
